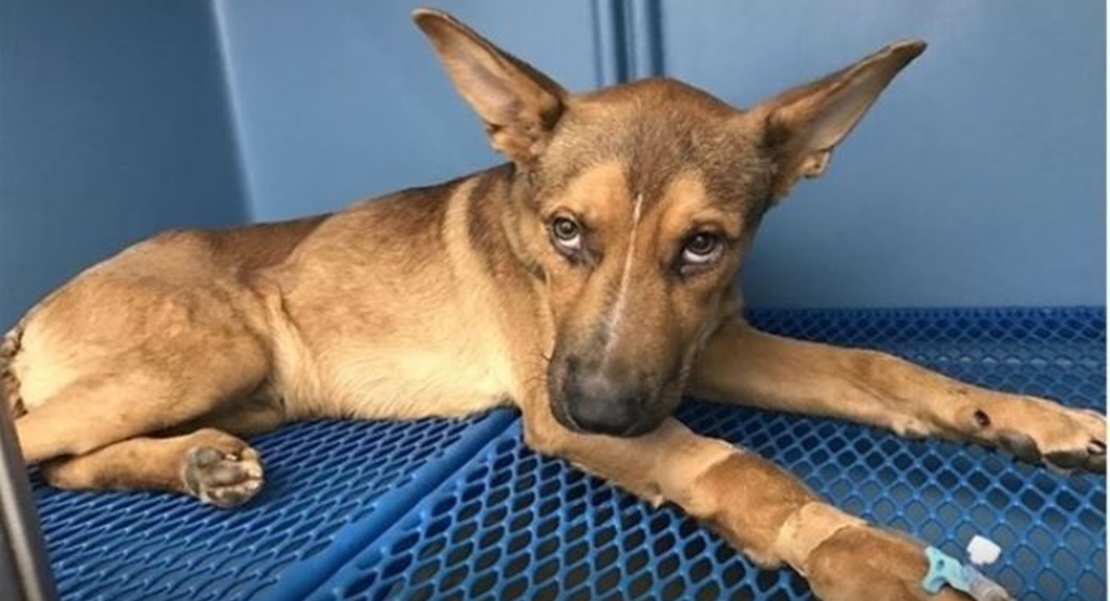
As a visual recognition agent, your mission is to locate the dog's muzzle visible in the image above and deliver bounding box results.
[551,360,661,437]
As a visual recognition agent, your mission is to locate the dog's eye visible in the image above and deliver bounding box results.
[550,217,582,253]
[680,233,723,267]
[674,232,724,276]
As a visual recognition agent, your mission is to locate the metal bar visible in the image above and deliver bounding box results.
[0,405,58,601]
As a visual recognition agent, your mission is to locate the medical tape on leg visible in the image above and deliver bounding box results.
[772,501,866,576]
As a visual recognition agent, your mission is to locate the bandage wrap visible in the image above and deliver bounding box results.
[772,502,866,575]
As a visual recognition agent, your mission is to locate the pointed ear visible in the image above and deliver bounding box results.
[413,8,566,166]
[749,39,926,202]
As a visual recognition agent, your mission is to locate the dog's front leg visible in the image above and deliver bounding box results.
[690,317,1106,472]
[521,402,980,601]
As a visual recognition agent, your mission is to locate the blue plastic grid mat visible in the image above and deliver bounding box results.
[29,308,1106,601]
[300,308,1106,601]
[31,410,515,601]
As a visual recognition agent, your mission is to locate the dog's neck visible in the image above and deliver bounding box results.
[465,162,547,283]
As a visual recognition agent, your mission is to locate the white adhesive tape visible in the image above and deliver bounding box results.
[967,535,1002,566]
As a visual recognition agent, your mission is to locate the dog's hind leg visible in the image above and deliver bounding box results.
[13,321,272,464]
[7,224,289,465]
[690,317,1107,472]
[15,326,273,465]
[40,428,264,508]
[11,275,274,464]
[15,368,254,464]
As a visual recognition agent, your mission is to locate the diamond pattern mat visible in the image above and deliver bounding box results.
[300,308,1106,601]
[32,411,515,601]
[30,308,1106,601]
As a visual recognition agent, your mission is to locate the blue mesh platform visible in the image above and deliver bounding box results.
[31,308,1105,601]
[298,308,1105,601]
[32,410,515,600]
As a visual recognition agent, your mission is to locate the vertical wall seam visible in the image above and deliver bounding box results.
[626,0,664,79]
[206,0,256,224]
[591,0,627,86]
[593,0,664,86]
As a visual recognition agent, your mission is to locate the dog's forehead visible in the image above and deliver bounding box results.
[538,78,772,215]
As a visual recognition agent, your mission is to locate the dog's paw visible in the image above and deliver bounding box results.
[806,526,1006,601]
[960,397,1106,473]
[183,444,264,508]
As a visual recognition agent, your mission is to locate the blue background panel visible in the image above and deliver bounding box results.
[658,0,1106,307]
[210,0,1104,307]
[213,0,602,222]
[0,1,248,329]
[0,1,1103,328]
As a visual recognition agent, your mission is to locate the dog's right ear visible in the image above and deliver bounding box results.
[414,8,566,166]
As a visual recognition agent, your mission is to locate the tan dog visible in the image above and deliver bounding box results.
[3,9,1103,601]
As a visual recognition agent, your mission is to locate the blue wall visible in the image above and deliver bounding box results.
[215,0,1104,307]
[214,0,601,221]
[0,1,248,328]
[0,1,1103,323]
[658,0,1106,307]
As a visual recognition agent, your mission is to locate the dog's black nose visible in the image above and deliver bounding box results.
[568,395,641,435]
[562,369,650,436]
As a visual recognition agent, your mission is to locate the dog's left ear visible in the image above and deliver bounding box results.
[414,8,566,166]
[746,40,926,202]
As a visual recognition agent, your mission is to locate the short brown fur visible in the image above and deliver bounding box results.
[5,9,1102,601]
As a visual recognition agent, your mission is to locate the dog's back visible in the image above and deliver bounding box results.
[7,167,536,465]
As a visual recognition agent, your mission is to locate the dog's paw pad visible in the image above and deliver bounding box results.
[184,445,264,508]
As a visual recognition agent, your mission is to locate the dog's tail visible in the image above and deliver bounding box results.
[1,320,26,420]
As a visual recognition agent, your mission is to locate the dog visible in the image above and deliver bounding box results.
[3,9,1103,601]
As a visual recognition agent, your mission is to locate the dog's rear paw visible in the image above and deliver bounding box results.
[183,445,264,508]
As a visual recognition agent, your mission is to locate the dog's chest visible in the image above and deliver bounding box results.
[262,189,543,420]
[267,284,521,421]
[268,315,516,420]
[326,337,513,419]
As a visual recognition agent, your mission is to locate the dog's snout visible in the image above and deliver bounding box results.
[559,360,653,436]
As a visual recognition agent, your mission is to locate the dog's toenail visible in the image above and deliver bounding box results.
[1046,450,1086,470]
[973,410,991,428]
[1088,440,1106,455]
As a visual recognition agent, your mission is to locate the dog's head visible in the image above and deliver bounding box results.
[415,9,924,436]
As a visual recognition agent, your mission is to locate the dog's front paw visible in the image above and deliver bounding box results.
[805,526,1005,601]
[958,396,1106,473]
[183,444,264,508]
